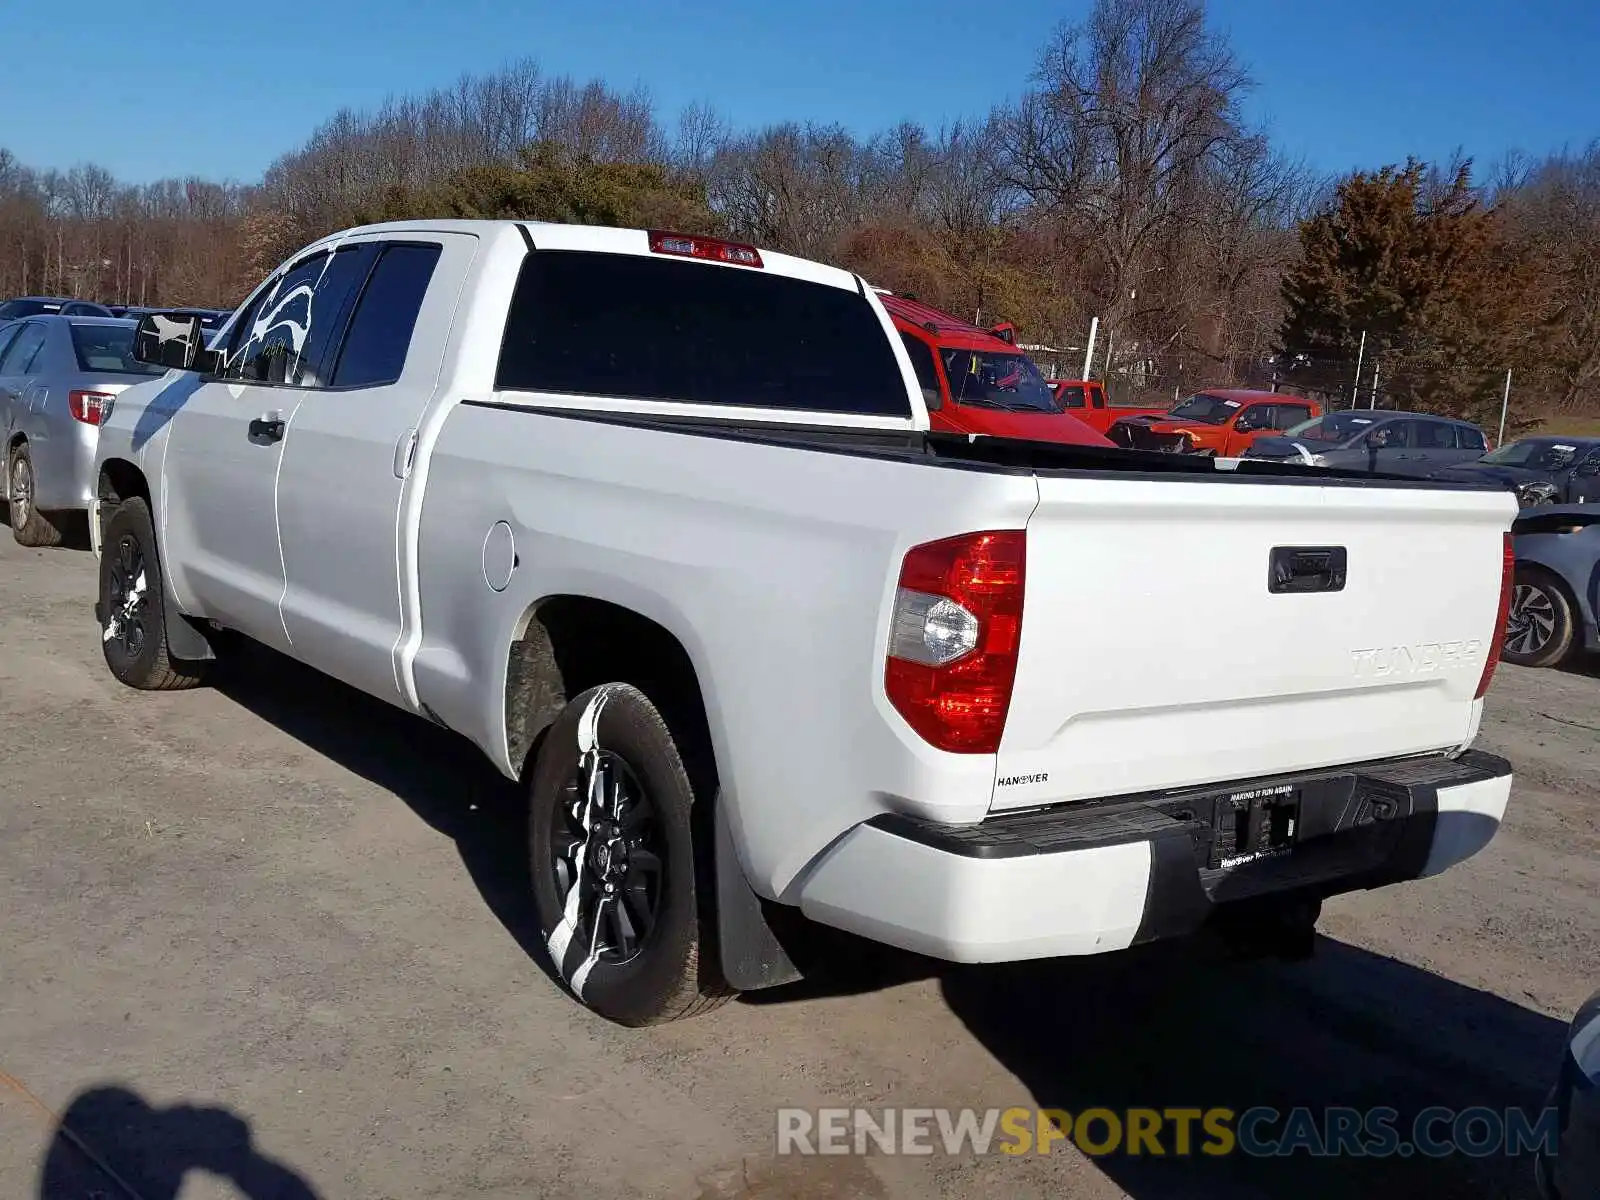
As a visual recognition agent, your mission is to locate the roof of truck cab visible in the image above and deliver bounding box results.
[878,294,1021,352]
[300,220,864,293]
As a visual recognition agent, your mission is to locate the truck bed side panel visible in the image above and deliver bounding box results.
[410,402,1038,898]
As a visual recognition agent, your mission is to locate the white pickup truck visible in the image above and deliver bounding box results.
[93,220,1518,1025]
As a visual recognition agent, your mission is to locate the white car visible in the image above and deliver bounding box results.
[92,221,1518,1025]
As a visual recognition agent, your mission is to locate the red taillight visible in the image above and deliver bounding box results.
[647,230,763,269]
[1475,532,1515,699]
[69,390,114,426]
[884,531,1026,754]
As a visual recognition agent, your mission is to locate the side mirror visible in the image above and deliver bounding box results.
[1364,431,1386,449]
[133,312,222,373]
[921,385,943,412]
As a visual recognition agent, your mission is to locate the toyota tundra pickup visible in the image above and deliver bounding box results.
[92,221,1519,1026]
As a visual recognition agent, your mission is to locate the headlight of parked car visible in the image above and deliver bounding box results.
[1303,453,1329,467]
[1517,481,1559,508]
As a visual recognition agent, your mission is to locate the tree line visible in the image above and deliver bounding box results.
[1,0,1594,425]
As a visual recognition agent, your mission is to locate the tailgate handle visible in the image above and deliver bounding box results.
[1269,546,1347,594]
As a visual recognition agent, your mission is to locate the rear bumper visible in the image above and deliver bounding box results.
[797,750,1512,962]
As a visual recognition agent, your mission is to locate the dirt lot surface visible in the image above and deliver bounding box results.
[1,528,1596,1200]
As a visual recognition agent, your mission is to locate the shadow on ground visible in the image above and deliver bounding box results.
[940,938,1562,1200]
[37,1084,320,1199]
[1558,650,1600,680]
[0,502,91,551]
[210,640,558,984]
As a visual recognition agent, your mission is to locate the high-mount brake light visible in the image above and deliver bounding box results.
[1474,532,1515,699]
[647,231,764,269]
[69,390,114,426]
[884,531,1026,754]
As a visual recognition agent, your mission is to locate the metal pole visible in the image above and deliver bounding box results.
[1102,328,1115,391]
[1497,368,1512,447]
[1369,357,1380,408]
[1351,330,1367,409]
[1081,317,1099,380]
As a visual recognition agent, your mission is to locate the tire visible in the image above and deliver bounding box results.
[1502,568,1577,669]
[528,683,732,1025]
[98,497,208,690]
[8,444,63,547]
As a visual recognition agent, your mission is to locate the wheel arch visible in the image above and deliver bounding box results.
[501,592,801,992]
[98,457,152,508]
[503,594,716,790]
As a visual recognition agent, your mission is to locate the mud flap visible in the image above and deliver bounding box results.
[715,801,801,991]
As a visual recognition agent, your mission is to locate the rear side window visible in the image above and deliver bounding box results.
[0,323,47,374]
[1273,405,1311,430]
[331,244,442,388]
[898,332,942,410]
[496,250,912,418]
[1413,420,1454,449]
[1458,427,1487,452]
[0,323,22,364]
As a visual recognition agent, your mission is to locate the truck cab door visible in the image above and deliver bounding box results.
[1226,404,1273,455]
[276,235,469,708]
[162,245,373,652]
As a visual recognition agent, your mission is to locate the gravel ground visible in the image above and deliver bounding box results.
[0,526,1595,1200]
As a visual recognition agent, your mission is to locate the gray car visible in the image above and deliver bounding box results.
[1242,409,1489,476]
[1538,987,1600,1199]
[1504,504,1600,668]
[0,316,163,546]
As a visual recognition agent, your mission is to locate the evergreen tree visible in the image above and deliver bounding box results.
[1279,159,1529,424]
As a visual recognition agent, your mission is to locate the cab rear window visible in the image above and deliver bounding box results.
[495,250,912,418]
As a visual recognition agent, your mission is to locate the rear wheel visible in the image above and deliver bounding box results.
[1502,569,1576,669]
[528,683,731,1025]
[8,445,63,547]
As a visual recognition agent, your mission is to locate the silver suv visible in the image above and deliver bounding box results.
[1243,410,1489,476]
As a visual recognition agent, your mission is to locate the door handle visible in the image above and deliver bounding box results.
[248,415,285,445]
[393,428,418,479]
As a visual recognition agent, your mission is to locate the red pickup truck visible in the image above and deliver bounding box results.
[1047,380,1166,435]
[878,294,1108,447]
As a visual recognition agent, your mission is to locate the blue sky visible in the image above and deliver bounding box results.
[5,0,1596,184]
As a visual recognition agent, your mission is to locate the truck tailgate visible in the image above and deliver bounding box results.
[992,475,1514,811]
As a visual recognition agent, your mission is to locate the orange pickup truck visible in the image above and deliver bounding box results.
[1107,389,1322,457]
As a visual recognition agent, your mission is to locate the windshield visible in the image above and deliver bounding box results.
[71,324,163,375]
[1283,412,1380,443]
[941,349,1058,412]
[1166,394,1241,424]
[1478,439,1587,470]
[0,300,56,321]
